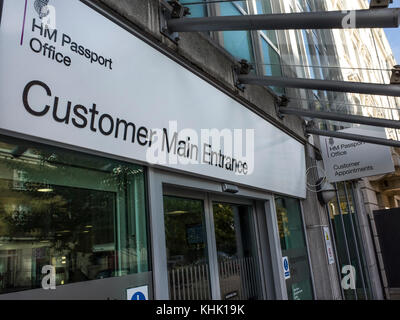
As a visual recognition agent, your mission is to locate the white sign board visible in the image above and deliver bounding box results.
[127,285,149,300]
[0,0,306,198]
[323,227,335,265]
[282,256,290,280]
[320,127,394,183]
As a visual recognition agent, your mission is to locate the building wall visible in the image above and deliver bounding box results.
[323,0,400,300]
[303,143,343,299]
[92,0,343,299]
[96,0,306,140]
[91,0,400,300]
[358,178,389,298]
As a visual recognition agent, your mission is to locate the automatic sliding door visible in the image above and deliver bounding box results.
[212,203,262,300]
[163,196,211,300]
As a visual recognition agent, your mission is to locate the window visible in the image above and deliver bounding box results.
[256,0,279,47]
[181,0,207,18]
[275,196,313,300]
[219,2,255,64]
[0,135,149,294]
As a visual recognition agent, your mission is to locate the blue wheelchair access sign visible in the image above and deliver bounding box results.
[282,256,291,280]
[131,291,146,300]
[127,286,149,300]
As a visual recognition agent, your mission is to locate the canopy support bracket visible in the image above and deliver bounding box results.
[159,0,190,43]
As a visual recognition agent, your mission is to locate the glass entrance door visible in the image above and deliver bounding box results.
[162,188,264,300]
[163,196,211,300]
[213,202,262,300]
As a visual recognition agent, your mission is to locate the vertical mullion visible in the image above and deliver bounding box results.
[204,195,221,300]
[240,257,248,299]
[299,199,316,299]
[326,203,346,300]
[248,0,265,76]
[177,267,181,300]
[190,266,195,300]
[343,182,368,300]
[194,266,199,300]
[335,182,358,300]
[351,181,376,299]
[201,264,205,300]
[172,269,176,300]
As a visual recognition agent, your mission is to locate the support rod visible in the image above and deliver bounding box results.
[238,75,400,97]
[306,127,400,148]
[167,8,400,32]
[280,107,400,130]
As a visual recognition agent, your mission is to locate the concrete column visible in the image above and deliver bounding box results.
[302,143,342,300]
[358,179,389,299]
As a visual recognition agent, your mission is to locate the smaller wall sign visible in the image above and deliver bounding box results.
[282,256,290,280]
[127,285,149,300]
[323,227,335,265]
[320,127,395,183]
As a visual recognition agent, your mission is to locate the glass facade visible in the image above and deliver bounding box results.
[0,135,149,294]
[328,182,372,300]
[182,0,283,94]
[180,0,207,18]
[275,196,313,300]
[219,2,255,64]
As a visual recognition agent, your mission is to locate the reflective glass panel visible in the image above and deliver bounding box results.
[275,196,313,300]
[0,135,149,294]
[164,196,211,300]
[219,2,255,63]
[213,203,262,300]
[181,0,207,18]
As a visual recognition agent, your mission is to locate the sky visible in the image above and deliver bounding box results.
[385,0,400,63]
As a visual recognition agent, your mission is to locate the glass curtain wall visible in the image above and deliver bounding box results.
[275,196,314,300]
[0,135,149,294]
[181,0,283,94]
[287,0,348,132]
[180,0,363,132]
[180,0,208,18]
[219,1,255,66]
[327,181,372,300]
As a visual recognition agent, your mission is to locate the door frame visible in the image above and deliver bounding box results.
[147,167,287,300]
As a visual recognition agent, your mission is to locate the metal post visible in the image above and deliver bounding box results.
[334,182,359,300]
[0,0,4,26]
[279,107,400,130]
[306,127,400,148]
[326,203,346,299]
[167,8,400,32]
[238,75,400,97]
[343,182,369,299]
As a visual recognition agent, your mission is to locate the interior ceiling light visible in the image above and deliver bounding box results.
[37,188,53,193]
[167,210,189,215]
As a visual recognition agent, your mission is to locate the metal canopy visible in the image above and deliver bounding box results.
[237,74,400,97]
[159,1,400,148]
[279,107,400,130]
[306,127,400,148]
[166,8,400,32]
